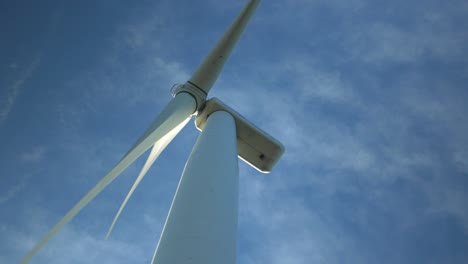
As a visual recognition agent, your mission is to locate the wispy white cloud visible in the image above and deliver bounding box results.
[0,147,48,204]
[0,174,30,205]
[20,146,47,163]
[3,208,148,264]
[426,183,468,234]
[0,54,42,125]
[0,4,64,126]
[349,22,467,64]
[116,14,164,51]
[237,168,364,263]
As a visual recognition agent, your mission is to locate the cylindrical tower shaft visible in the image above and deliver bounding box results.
[152,111,239,264]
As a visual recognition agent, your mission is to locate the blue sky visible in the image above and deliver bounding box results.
[1,0,468,263]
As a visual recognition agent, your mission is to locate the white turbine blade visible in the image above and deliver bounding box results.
[105,117,190,239]
[188,0,261,94]
[20,93,196,264]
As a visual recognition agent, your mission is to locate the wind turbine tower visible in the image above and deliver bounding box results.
[20,0,284,263]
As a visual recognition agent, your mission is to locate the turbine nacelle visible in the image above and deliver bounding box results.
[196,97,284,173]
[171,84,284,173]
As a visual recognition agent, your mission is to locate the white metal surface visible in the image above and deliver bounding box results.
[152,111,239,264]
[196,98,285,173]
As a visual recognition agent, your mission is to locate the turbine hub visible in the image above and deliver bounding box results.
[171,82,207,112]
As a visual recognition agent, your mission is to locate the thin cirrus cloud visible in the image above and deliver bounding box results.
[0,147,47,205]
[1,6,64,125]
[0,54,42,125]
[2,212,147,264]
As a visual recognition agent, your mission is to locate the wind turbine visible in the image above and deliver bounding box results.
[20,0,284,263]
